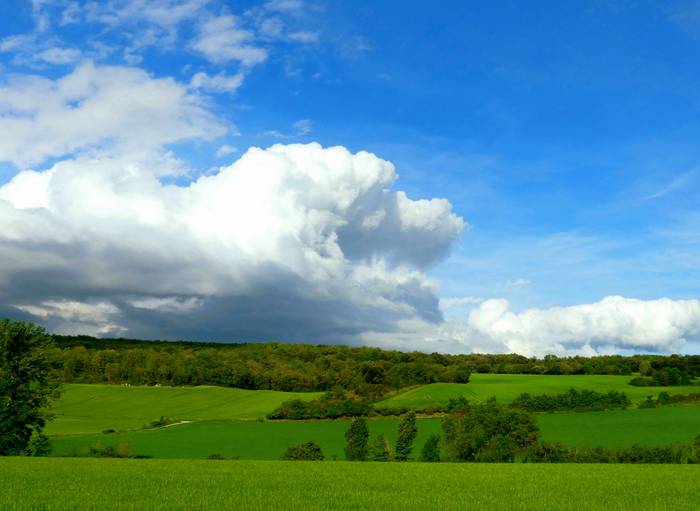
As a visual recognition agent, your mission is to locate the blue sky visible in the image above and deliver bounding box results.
[0,0,698,355]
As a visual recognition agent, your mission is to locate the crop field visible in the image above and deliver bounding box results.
[50,417,444,459]
[539,405,700,448]
[2,458,699,511]
[49,404,700,459]
[46,384,323,435]
[377,374,700,409]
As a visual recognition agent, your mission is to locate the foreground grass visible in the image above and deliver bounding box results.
[47,384,322,435]
[377,374,700,409]
[1,458,699,511]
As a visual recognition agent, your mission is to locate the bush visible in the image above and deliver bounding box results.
[367,435,391,461]
[629,377,655,387]
[87,442,136,458]
[280,441,324,461]
[207,453,226,460]
[420,434,441,462]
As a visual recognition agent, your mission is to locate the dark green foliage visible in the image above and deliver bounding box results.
[367,434,391,461]
[280,441,324,461]
[87,442,136,458]
[629,377,656,387]
[207,453,225,460]
[0,320,59,456]
[631,367,693,387]
[442,399,540,462]
[268,389,372,420]
[394,411,418,461]
[47,335,700,395]
[638,391,700,409]
[344,418,369,461]
[511,388,630,413]
[693,435,700,463]
[145,416,176,429]
[420,434,440,462]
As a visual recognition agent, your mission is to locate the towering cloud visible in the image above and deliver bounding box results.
[0,142,464,341]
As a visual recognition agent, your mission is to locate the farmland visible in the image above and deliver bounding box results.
[46,384,322,435]
[49,405,700,459]
[43,380,700,460]
[2,458,699,511]
[377,374,700,409]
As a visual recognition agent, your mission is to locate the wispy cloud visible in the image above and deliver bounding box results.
[644,169,697,200]
[264,119,313,139]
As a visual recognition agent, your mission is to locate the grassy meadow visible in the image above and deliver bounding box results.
[539,405,700,448]
[2,458,699,511]
[46,383,322,435]
[377,374,700,409]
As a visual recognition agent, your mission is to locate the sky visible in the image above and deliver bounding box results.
[0,0,699,356]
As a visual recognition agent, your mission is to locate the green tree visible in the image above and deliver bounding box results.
[280,440,324,461]
[0,320,59,456]
[442,399,540,462]
[420,434,441,462]
[395,410,418,461]
[344,417,369,461]
[367,434,391,461]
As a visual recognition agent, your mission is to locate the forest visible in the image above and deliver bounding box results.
[49,335,700,397]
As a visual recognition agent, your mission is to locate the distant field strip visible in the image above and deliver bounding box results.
[2,458,699,511]
[539,405,700,448]
[47,384,323,435]
[50,404,700,460]
[50,418,444,460]
[377,374,700,408]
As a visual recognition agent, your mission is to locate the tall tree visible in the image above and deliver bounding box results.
[344,417,369,461]
[395,411,418,461]
[0,320,58,456]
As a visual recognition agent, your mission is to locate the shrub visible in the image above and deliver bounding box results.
[420,434,441,462]
[280,441,324,461]
[367,434,391,461]
[207,453,226,460]
[87,442,136,458]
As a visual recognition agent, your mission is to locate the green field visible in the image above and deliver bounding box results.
[49,405,700,460]
[539,405,700,448]
[50,417,443,459]
[377,374,700,409]
[46,384,323,435]
[2,458,699,511]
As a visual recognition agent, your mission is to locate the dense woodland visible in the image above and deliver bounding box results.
[49,335,700,396]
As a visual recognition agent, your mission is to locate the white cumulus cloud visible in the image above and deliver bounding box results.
[0,62,226,168]
[0,142,464,341]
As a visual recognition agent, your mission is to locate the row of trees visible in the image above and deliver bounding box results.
[48,335,700,396]
[509,389,630,413]
[283,411,441,462]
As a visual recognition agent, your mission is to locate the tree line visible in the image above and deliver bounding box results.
[46,335,700,397]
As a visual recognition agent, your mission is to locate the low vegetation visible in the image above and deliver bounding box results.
[510,389,630,413]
